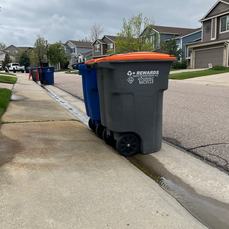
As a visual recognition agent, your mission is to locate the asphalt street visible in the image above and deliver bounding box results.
[54,71,229,174]
[163,81,229,173]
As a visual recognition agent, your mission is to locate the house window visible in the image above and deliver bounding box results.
[0,54,2,59]
[220,16,229,32]
[107,43,113,51]
[95,44,100,52]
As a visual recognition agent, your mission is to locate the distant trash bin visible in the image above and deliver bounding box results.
[86,52,176,156]
[25,68,29,73]
[72,64,77,69]
[76,63,101,132]
[30,67,42,82]
[41,67,55,85]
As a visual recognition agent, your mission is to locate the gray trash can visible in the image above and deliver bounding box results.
[30,67,43,82]
[86,52,176,156]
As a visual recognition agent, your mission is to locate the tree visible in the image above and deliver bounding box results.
[2,53,11,69]
[90,22,104,42]
[159,37,183,61]
[19,52,30,68]
[47,41,68,67]
[80,37,91,42]
[34,35,47,67]
[113,13,155,54]
[15,48,36,66]
[0,42,6,50]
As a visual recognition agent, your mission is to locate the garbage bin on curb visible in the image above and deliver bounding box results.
[30,67,43,82]
[76,63,101,131]
[86,52,176,156]
[42,67,55,85]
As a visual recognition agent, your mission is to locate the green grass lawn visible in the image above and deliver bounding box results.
[65,69,79,74]
[0,71,16,76]
[0,75,17,84]
[169,68,229,79]
[0,88,12,120]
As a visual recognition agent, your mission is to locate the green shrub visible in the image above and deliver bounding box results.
[172,60,187,69]
[211,65,227,71]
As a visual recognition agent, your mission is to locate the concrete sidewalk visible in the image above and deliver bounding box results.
[0,76,208,228]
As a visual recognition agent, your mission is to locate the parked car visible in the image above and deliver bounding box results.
[0,64,2,70]
[5,63,25,73]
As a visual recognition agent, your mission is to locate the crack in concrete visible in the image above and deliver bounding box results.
[187,143,229,151]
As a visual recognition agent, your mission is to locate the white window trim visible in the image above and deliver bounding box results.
[220,15,229,34]
[211,18,217,40]
[95,44,100,52]
[107,43,114,51]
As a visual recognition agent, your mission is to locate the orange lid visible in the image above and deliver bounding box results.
[89,52,176,64]
[85,59,95,64]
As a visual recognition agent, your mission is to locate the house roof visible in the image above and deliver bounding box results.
[153,25,201,37]
[68,40,92,48]
[82,51,92,58]
[92,35,118,45]
[200,0,229,21]
[103,35,118,42]
[17,47,34,51]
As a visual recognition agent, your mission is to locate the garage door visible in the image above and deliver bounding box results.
[195,47,224,68]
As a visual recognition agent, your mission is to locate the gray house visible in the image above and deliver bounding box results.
[92,35,117,59]
[188,0,229,68]
[65,40,92,66]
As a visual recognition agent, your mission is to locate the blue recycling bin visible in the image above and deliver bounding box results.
[77,64,101,131]
[25,68,29,73]
[42,67,55,85]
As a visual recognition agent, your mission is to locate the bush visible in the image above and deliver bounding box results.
[172,60,187,69]
[211,65,227,71]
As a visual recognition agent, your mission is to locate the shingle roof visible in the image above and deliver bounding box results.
[200,0,229,21]
[68,40,92,47]
[153,25,201,37]
[82,51,92,58]
[104,35,118,42]
[18,47,34,51]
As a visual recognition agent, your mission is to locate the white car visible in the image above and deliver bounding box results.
[5,63,25,73]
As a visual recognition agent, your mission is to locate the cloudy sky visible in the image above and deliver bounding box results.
[0,0,217,47]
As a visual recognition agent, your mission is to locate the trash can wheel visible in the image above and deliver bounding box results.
[116,133,139,156]
[88,118,96,132]
[96,123,105,139]
[102,128,115,146]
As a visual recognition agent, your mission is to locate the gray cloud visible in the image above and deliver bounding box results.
[0,0,217,46]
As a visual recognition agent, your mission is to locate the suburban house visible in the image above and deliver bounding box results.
[65,40,92,66]
[187,0,229,68]
[0,45,34,66]
[0,50,14,66]
[76,51,93,63]
[141,25,202,62]
[92,35,117,59]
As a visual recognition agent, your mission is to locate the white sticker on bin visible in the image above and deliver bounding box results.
[127,70,159,84]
